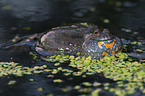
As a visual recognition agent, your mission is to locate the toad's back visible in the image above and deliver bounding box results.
[36,23,98,54]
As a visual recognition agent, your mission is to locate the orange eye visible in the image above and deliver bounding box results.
[94,29,100,36]
[94,31,99,34]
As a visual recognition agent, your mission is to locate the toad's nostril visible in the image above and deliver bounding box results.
[103,29,109,33]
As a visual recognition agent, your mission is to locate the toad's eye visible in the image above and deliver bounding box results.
[94,29,100,36]
[94,31,98,34]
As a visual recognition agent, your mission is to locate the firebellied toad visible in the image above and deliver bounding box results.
[35,23,123,59]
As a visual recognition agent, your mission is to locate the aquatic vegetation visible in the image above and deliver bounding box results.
[8,80,17,85]
[29,78,35,82]
[44,53,70,63]
[53,79,63,83]
[1,52,145,96]
[37,87,44,92]
[46,94,53,96]
[44,52,145,96]
[91,88,102,96]
[0,62,48,77]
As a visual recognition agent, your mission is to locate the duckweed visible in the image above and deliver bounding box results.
[61,88,70,92]
[37,87,44,92]
[131,41,137,45]
[133,32,138,34]
[44,53,69,62]
[136,49,143,52]
[103,19,110,24]
[91,88,102,96]
[74,85,81,90]
[44,69,52,72]
[53,79,63,83]
[54,63,60,66]
[0,62,48,77]
[42,52,145,96]
[46,94,53,96]
[73,72,82,76]
[125,29,131,32]
[2,52,145,96]
[82,82,92,87]
[92,82,101,87]
[23,27,31,31]
[29,52,38,60]
[8,80,16,85]
[78,88,91,93]
[29,79,35,82]
[63,72,71,76]
[51,69,58,74]
[47,75,54,78]
[138,42,142,45]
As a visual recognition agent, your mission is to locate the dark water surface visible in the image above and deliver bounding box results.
[0,0,145,96]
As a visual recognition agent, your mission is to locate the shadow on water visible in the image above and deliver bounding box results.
[0,0,145,96]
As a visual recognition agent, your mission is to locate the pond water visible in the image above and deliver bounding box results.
[0,0,145,96]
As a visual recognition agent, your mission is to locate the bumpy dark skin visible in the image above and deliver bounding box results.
[36,23,98,56]
[82,28,123,59]
[36,23,123,58]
